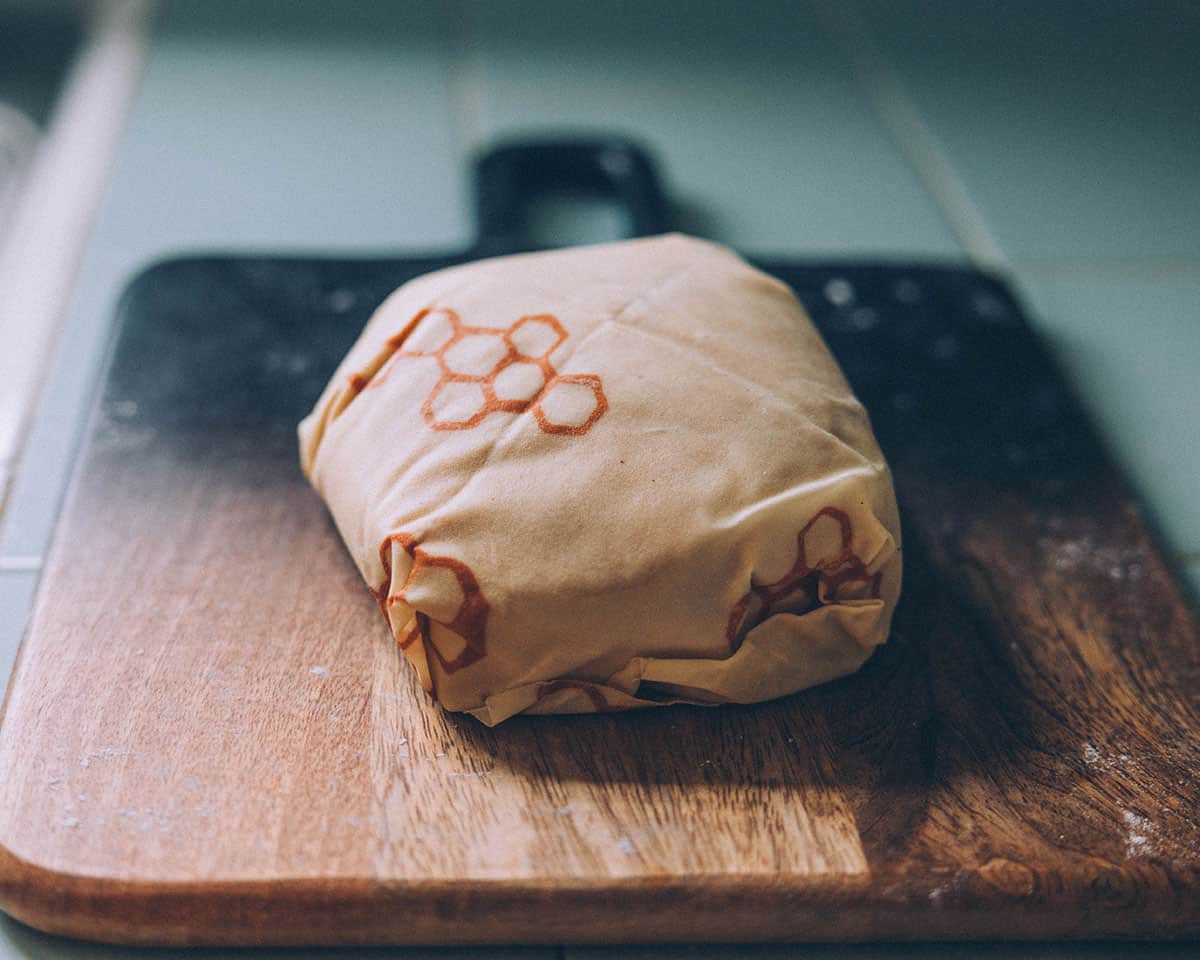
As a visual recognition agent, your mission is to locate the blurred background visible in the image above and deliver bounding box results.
[2,3,1200,633]
[0,0,1198,954]
[2,0,1198,634]
[2,1,1199,634]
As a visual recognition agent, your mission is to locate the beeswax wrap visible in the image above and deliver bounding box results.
[300,234,901,725]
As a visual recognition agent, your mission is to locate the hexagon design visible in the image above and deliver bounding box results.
[375,533,489,675]
[402,307,458,355]
[534,679,613,712]
[506,314,567,359]
[492,359,546,403]
[358,305,607,435]
[533,374,608,435]
[397,560,465,624]
[426,379,488,429]
[725,506,882,651]
[442,333,509,377]
[800,510,846,570]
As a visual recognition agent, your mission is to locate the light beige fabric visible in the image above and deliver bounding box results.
[300,234,901,725]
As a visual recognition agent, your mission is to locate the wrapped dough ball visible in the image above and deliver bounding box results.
[300,234,901,725]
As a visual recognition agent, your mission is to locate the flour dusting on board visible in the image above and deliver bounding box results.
[1082,742,1137,774]
[1039,535,1147,582]
[1123,811,1156,859]
[79,746,132,768]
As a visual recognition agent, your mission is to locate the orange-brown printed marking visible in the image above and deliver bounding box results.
[374,533,489,674]
[726,507,882,650]
[362,307,608,435]
[536,679,613,712]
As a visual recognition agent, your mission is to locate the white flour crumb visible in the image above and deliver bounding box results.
[435,751,446,758]
[1082,743,1102,765]
[310,666,331,677]
[79,746,131,767]
[617,835,637,855]
[1050,538,1088,572]
[96,747,128,758]
[554,805,574,815]
[397,737,408,745]
[1123,810,1155,858]
[61,817,80,829]
[1041,536,1145,581]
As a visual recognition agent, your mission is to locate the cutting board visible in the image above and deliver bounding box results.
[1,141,1198,946]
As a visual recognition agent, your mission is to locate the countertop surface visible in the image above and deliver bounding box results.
[1,0,1198,956]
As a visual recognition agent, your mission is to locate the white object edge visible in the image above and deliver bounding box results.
[0,0,154,521]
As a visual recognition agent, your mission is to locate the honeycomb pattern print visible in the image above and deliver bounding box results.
[373,533,489,675]
[364,306,608,435]
[726,506,883,651]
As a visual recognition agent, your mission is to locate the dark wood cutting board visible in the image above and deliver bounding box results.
[1,141,1198,946]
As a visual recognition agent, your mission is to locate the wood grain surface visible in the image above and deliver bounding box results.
[0,254,1197,945]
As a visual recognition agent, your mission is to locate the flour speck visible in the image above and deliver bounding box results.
[1123,810,1155,858]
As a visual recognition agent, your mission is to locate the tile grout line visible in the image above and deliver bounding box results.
[810,0,1010,271]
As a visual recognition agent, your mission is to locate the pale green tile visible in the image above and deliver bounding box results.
[858,0,1200,260]
[0,0,466,560]
[470,0,963,257]
[1019,275,1200,554]
[0,571,36,693]
[110,0,469,252]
